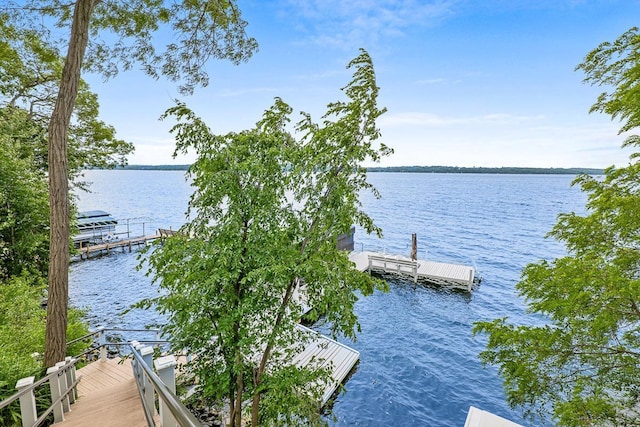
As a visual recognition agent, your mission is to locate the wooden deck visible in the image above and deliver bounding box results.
[77,234,160,260]
[59,329,358,426]
[349,251,476,292]
[61,358,157,427]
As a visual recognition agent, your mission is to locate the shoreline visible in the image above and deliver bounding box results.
[103,165,605,175]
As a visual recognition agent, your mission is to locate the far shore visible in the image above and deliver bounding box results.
[106,165,605,175]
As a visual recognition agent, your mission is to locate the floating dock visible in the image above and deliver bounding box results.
[291,324,360,406]
[349,251,476,292]
[465,406,524,427]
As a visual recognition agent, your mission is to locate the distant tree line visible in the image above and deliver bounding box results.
[112,164,191,171]
[112,164,605,174]
[366,165,605,175]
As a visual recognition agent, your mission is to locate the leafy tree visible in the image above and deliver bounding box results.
[2,0,257,367]
[474,28,640,427]
[0,16,134,178]
[0,15,136,280]
[0,273,90,426]
[141,50,390,426]
[0,107,49,280]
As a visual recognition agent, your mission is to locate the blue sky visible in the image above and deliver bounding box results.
[86,0,640,168]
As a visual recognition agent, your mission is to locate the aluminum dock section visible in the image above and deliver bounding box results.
[465,406,524,427]
[349,251,476,292]
[292,324,360,405]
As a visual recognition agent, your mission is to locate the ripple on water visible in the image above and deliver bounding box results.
[70,172,585,426]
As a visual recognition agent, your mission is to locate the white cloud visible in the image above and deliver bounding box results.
[129,142,196,165]
[280,0,457,48]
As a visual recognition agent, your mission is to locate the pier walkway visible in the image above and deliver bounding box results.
[75,227,180,260]
[349,251,476,292]
[76,234,161,260]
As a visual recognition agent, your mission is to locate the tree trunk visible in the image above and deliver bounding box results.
[228,380,236,427]
[251,391,261,427]
[44,0,95,368]
[235,364,243,427]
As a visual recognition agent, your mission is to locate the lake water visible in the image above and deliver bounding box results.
[69,170,588,426]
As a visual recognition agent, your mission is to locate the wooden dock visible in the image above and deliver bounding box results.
[60,358,158,427]
[76,234,160,260]
[349,251,476,292]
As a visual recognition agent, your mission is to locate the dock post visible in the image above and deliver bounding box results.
[16,377,37,427]
[155,355,178,427]
[46,366,65,422]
